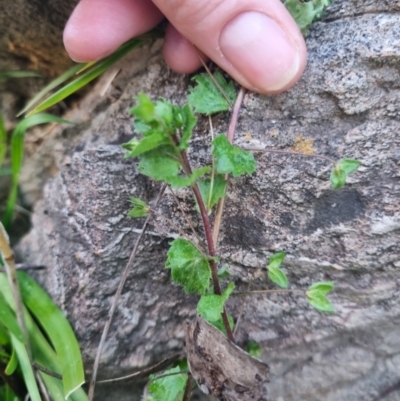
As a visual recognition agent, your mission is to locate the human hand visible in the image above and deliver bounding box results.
[64,0,307,94]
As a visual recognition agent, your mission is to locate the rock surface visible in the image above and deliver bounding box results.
[16,1,400,400]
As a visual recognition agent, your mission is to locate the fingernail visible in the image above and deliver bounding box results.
[220,12,300,92]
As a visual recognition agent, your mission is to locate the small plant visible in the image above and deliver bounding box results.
[120,68,358,399]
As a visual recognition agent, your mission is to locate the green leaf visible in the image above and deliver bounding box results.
[330,165,347,189]
[138,147,180,183]
[306,282,335,313]
[176,104,197,150]
[284,0,333,34]
[188,71,236,115]
[307,281,334,296]
[2,114,72,228]
[0,70,42,80]
[17,272,85,399]
[131,93,156,122]
[0,114,7,169]
[128,197,149,218]
[339,159,361,175]
[198,175,227,213]
[267,251,286,270]
[148,366,188,401]
[25,33,160,116]
[211,313,235,335]
[5,346,18,375]
[0,291,25,342]
[246,340,262,358]
[11,335,42,401]
[18,63,85,116]
[212,135,256,177]
[167,166,211,188]
[217,266,230,279]
[124,132,169,157]
[197,283,235,323]
[166,239,211,295]
[268,266,289,288]
[306,293,334,313]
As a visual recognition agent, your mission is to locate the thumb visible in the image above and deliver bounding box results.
[154,0,307,94]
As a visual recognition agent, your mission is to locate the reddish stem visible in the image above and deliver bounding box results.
[180,150,234,342]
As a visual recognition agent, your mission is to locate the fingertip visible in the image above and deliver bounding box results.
[163,24,208,74]
[63,0,164,62]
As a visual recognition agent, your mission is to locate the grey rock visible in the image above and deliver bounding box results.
[15,1,400,400]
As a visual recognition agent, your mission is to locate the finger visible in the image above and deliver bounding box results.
[163,24,209,74]
[63,0,164,62]
[151,0,307,94]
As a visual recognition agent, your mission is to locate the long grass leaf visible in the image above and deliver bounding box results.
[0,290,25,342]
[18,271,85,399]
[0,113,6,168]
[10,335,41,401]
[0,71,42,80]
[2,114,73,228]
[5,346,18,375]
[26,38,146,117]
[18,63,84,116]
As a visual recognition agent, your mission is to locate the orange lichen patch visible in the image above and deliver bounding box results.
[268,128,279,137]
[242,132,253,141]
[291,134,315,154]
[8,41,71,77]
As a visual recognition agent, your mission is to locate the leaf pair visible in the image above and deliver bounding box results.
[330,159,361,189]
[306,281,334,313]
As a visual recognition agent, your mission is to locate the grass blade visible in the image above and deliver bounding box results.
[18,271,86,399]
[0,113,6,168]
[10,335,41,401]
[2,114,73,228]
[18,63,85,116]
[0,291,25,342]
[0,71,42,80]
[26,37,147,117]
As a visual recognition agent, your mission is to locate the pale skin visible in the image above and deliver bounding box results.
[63,0,307,94]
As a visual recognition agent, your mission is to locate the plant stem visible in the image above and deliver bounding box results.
[179,150,234,342]
[213,87,246,248]
[182,375,194,401]
[232,289,304,297]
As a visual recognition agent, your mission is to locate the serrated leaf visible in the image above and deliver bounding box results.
[166,239,211,295]
[167,166,211,188]
[128,197,149,218]
[246,340,262,358]
[267,251,286,270]
[284,0,332,34]
[339,159,361,175]
[307,281,334,296]
[198,175,227,213]
[197,283,235,323]
[188,71,236,115]
[268,266,289,289]
[306,293,334,313]
[176,104,197,150]
[131,93,155,122]
[330,166,347,189]
[212,135,256,177]
[148,366,188,401]
[138,147,180,182]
